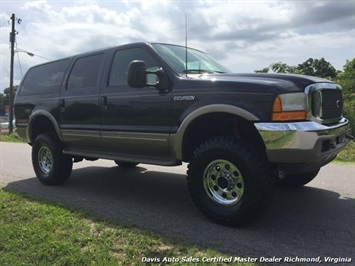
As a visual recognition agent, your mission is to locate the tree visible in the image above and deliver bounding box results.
[0,86,18,116]
[3,87,10,106]
[336,58,355,136]
[271,62,302,74]
[2,86,18,106]
[337,58,355,80]
[255,62,301,74]
[297,58,337,79]
[0,93,4,115]
[336,58,355,96]
[254,67,270,73]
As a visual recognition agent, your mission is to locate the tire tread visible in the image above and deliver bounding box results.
[32,133,72,186]
[187,136,276,226]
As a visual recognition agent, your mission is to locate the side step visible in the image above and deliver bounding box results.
[63,148,182,166]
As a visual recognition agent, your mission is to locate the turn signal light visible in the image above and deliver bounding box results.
[272,94,307,121]
[272,111,307,121]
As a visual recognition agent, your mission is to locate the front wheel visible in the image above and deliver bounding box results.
[32,133,72,185]
[187,137,276,226]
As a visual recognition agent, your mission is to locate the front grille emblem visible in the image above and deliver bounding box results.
[336,100,342,109]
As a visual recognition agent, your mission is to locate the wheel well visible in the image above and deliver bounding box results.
[181,113,265,162]
[29,116,58,144]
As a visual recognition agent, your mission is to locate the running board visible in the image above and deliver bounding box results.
[62,148,182,166]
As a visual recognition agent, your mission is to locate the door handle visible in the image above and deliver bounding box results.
[59,99,65,112]
[100,96,108,109]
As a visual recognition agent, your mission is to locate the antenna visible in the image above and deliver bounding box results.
[185,13,188,77]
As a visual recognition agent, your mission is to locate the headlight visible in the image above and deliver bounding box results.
[272,93,307,121]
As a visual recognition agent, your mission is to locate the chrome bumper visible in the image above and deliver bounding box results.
[254,118,350,166]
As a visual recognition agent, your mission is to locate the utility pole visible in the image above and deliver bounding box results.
[8,13,20,135]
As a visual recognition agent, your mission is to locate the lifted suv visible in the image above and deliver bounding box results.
[14,42,351,226]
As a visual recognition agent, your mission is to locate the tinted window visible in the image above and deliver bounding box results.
[20,59,70,95]
[67,53,104,90]
[109,48,159,87]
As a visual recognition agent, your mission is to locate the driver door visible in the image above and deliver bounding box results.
[99,47,172,158]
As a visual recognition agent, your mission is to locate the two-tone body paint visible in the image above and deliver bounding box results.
[14,42,338,166]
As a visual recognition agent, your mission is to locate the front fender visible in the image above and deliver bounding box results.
[169,104,259,160]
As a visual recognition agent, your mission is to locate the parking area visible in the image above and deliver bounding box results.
[1,142,354,260]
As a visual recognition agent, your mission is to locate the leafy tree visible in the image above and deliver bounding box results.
[3,87,10,106]
[0,86,18,116]
[255,62,302,74]
[255,58,337,78]
[2,86,18,106]
[337,58,355,96]
[297,58,337,79]
[337,59,355,81]
[271,62,301,74]
[336,58,355,136]
[0,93,4,115]
[254,67,270,73]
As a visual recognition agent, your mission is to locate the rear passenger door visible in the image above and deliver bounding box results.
[59,52,104,149]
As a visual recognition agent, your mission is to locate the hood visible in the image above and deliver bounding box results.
[196,73,333,92]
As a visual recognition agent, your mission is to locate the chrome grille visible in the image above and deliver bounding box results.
[320,89,343,120]
[311,88,343,123]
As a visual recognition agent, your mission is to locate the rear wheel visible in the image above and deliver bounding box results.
[187,137,276,226]
[278,169,320,188]
[114,161,139,168]
[32,133,72,185]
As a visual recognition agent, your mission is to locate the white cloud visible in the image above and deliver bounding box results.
[0,0,354,92]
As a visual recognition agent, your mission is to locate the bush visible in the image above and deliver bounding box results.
[337,142,355,162]
[336,59,355,136]
[343,96,355,137]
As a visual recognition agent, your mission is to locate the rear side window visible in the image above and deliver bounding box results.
[67,53,104,90]
[20,59,70,95]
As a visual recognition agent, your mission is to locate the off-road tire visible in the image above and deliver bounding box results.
[32,133,72,185]
[114,161,139,168]
[187,136,276,226]
[278,169,320,188]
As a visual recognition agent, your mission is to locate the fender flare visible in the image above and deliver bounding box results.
[169,104,259,160]
[28,110,62,143]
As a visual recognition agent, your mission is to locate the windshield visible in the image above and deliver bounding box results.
[152,43,230,75]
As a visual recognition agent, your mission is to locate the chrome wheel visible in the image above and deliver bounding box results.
[38,146,53,175]
[203,159,244,206]
[188,137,275,226]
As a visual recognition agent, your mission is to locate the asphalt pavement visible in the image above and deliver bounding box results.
[0,142,354,263]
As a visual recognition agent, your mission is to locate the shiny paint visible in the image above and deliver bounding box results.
[14,42,338,163]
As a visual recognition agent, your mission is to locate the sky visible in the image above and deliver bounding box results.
[0,0,354,92]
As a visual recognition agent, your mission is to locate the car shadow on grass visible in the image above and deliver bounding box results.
[4,165,355,259]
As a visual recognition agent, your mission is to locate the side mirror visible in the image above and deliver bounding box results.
[127,60,171,93]
[127,60,147,88]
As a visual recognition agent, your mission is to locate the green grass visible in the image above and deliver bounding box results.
[0,132,25,143]
[0,189,253,266]
[335,141,355,163]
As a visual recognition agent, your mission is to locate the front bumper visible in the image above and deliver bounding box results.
[254,118,351,173]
